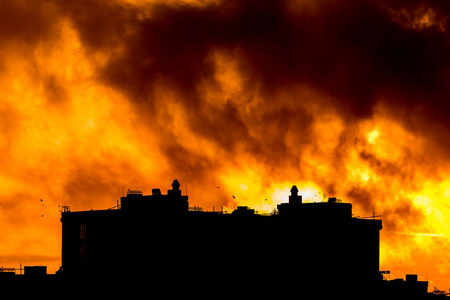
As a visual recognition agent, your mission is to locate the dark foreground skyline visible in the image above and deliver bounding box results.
[2,179,446,298]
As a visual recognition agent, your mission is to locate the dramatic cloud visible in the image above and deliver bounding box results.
[1,0,450,290]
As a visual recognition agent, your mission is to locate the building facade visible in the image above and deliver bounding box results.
[60,180,383,294]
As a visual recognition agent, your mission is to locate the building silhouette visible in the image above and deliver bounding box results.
[60,180,387,296]
[1,179,436,297]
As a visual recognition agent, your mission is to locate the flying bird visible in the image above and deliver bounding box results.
[232,195,235,199]
[217,186,220,189]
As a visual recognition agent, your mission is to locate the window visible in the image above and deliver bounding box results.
[80,243,85,258]
[80,223,87,239]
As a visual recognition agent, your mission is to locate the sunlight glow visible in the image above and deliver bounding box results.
[367,129,379,144]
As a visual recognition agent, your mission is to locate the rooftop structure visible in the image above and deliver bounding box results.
[60,179,384,295]
[0,178,440,297]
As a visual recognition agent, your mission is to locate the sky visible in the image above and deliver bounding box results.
[1,0,450,291]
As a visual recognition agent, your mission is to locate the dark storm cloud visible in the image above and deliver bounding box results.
[58,0,449,125]
[0,1,59,47]
[0,0,444,151]
[0,0,62,76]
[54,0,450,206]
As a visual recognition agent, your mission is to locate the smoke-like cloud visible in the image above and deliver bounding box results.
[57,0,450,169]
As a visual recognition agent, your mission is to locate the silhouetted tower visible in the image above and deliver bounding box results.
[277,185,303,216]
[289,185,302,204]
[168,179,181,197]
